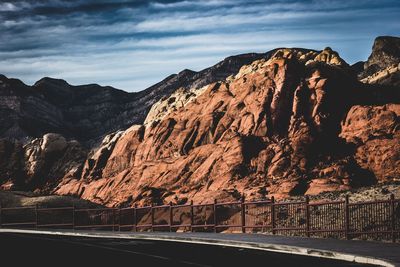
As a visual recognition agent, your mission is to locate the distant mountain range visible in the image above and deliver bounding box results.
[0,53,269,144]
[0,36,399,207]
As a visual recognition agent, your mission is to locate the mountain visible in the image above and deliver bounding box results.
[0,53,268,144]
[0,53,269,191]
[1,36,399,206]
[56,41,399,207]
[357,36,400,86]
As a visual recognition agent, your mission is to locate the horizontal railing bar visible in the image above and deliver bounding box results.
[192,203,214,208]
[348,200,391,206]
[215,225,242,228]
[308,229,345,233]
[274,201,306,206]
[74,208,118,212]
[215,201,241,206]
[37,207,74,211]
[135,206,152,210]
[244,200,272,205]
[243,225,271,228]
[171,204,191,208]
[135,224,153,228]
[37,223,74,227]
[308,200,345,206]
[273,227,306,231]
[152,205,171,209]
[74,224,115,228]
[191,224,215,228]
[349,230,398,235]
[1,222,36,226]
[119,207,134,211]
[1,206,36,211]
[171,224,192,227]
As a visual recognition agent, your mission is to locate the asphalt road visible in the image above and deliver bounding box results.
[0,233,377,267]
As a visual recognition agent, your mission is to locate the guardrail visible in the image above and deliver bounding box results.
[0,194,398,242]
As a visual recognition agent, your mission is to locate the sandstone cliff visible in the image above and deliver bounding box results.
[55,43,400,207]
[1,37,399,207]
[0,53,269,191]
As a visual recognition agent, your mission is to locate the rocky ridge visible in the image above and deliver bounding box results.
[1,36,399,207]
[55,42,399,207]
[0,53,267,144]
[0,53,269,191]
[358,36,400,86]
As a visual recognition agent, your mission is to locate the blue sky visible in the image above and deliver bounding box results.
[0,0,399,92]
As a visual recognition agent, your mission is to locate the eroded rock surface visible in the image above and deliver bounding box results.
[341,104,400,182]
[0,133,86,191]
[55,47,399,206]
[1,38,400,207]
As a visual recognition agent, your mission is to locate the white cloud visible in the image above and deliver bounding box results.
[151,0,233,9]
[0,2,18,11]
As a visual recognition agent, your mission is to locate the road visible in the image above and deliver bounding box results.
[0,232,377,267]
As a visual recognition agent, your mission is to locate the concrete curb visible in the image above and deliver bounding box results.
[0,229,395,267]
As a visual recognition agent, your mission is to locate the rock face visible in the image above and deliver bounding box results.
[144,85,209,126]
[0,52,269,191]
[358,36,400,86]
[340,104,400,182]
[0,139,25,190]
[362,36,400,76]
[0,133,86,191]
[55,46,399,207]
[80,131,124,180]
[1,37,400,207]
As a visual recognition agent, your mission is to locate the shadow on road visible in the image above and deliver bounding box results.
[0,233,378,267]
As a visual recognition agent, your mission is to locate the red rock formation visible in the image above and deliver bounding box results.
[55,48,399,207]
[341,104,400,182]
[1,38,398,207]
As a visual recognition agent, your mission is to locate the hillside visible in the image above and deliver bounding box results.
[0,36,399,207]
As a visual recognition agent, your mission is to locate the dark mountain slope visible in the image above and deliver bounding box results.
[0,52,269,144]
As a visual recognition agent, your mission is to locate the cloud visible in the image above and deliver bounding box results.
[0,0,399,91]
[0,2,18,11]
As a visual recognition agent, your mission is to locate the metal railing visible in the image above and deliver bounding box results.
[0,194,398,242]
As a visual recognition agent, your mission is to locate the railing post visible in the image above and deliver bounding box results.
[112,208,115,232]
[305,196,310,237]
[345,195,350,240]
[72,204,75,230]
[190,200,194,232]
[35,204,38,229]
[213,199,217,233]
[118,208,121,232]
[241,196,246,233]
[0,203,2,228]
[169,202,173,232]
[271,196,275,235]
[151,203,154,232]
[390,194,395,243]
[134,204,137,232]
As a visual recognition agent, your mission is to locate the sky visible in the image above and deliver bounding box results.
[0,0,399,92]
